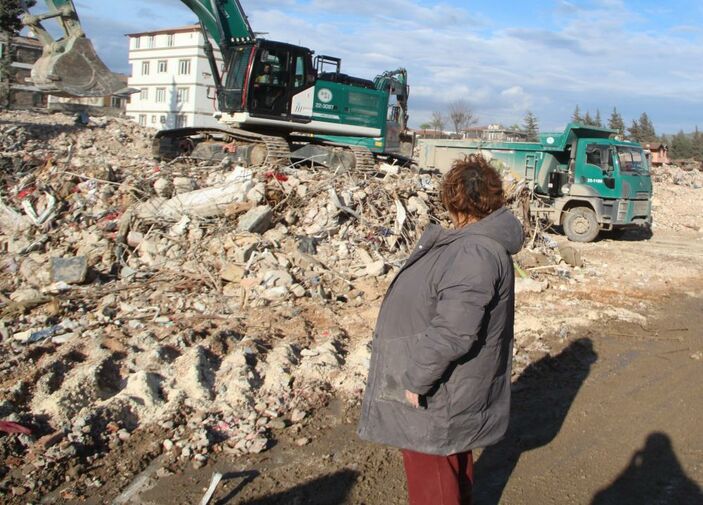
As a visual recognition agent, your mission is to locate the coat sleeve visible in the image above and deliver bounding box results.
[402,242,501,395]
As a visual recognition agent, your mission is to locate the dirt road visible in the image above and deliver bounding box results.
[120,232,703,505]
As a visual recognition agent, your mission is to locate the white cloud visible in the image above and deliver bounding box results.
[35,0,703,132]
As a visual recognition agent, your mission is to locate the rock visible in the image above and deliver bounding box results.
[295,437,311,446]
[163,439,174,451]
[515,277,549,294]
[263,270,294,288]
[9,287,43,304]
[291,409,307,423]
[220,264,245,283]
[127,231,144,248]
[559,246,584,268]
[365,260,387,277]
[263,286,289,301]
[290,283,306,298]
[380,163,400,176]
[173,177,196,194]
[247,183,266,204]
[407,196,429,216]
[153,177,173,197]
[248,437,268,454]
[238,205,273,234]
[50,256,88,284]
[20,257,50,287]
[268,419,286,430]
[11,486,28,496]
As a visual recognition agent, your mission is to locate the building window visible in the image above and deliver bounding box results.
[147,36,155,48]
[134,37,140,49]
[151,115,156,124]
[138,114,147,126]
[175,115,187,128]
[139,88,148,100]
[155,87,166,103]
[111,96,123,108]
[176,87,189,104]
[160,115,166,124]
[157,60,167,73]
[178,59,191,75]
[141,61,150,75]
[167,34,174,47]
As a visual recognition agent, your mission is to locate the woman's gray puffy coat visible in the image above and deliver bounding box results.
[357,207,523,455]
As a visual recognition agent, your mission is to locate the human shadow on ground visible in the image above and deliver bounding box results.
[235,469,359,505]
[473,337,597,505]
[215,470,259,505]
[590,432,703,505]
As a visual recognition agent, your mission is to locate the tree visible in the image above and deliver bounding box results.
[638,112,657,143]
[1,0,35,109]
[572,105,582,123]
[692,126,703,160]
[447,100,478,135]
[627,119,641,142]
[523,110,539,142]
[594,109,602,128]
[419,122,432,131]
[670,130,693,159]
[607,107,625,136]
[430,111,446,136]
[583,111,594,126]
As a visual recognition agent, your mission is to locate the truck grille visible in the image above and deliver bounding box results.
[632,200,650,217]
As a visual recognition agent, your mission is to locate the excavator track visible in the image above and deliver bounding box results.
[259,135,291,165]
[350,146,377,171]
[152,127,291,165]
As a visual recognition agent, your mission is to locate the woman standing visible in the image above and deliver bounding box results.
[358,154,524,505]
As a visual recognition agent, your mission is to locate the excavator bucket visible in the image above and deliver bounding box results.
[31,37,127,97]
[22,0,128,97]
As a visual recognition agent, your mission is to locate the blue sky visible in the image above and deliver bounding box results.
[32,1,703,133]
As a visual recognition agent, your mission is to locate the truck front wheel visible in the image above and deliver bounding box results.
[563,207,600,242]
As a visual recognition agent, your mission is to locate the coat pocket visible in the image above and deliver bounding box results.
[377,337,411,405]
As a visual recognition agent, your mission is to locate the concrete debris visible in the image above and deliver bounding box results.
[1,110,701,504]
[50,256,88,284]
[237,205,273,233]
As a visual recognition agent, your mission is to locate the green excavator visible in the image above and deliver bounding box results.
[21,0,413,169]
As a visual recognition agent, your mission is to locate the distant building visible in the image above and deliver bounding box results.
[125,25,223,130]
[0,35,47,109]
[463,124,528,142]
[47,74,130,115]
[642,142,670,166]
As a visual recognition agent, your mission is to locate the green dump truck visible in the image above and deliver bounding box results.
[417,123,653,242]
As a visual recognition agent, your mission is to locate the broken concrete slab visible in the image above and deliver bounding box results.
[50,256,88,284]
[238,205,273,234]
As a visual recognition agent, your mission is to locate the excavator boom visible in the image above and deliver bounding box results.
[22,0,128,97]
[23,0,254,98]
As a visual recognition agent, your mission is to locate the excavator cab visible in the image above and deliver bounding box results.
[21,0,127,97]
[219,41,315,121]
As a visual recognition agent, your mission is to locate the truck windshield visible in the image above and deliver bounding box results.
[220,46,253,111]
[617,147,648,174]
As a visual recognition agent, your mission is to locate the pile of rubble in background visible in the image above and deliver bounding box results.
[652,160,703,189]
[650,162,703,232]
[1,111,699,502]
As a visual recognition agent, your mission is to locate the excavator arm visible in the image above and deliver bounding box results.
[23,0,255,97]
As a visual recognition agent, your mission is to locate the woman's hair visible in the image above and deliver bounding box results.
[441,154,505,221]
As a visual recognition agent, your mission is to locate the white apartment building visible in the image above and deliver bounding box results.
[126,25,223,130]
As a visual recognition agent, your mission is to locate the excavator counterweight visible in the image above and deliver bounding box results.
[21,0,127,97]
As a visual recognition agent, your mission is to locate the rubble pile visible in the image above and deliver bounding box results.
[0,111,455,500]
[2,111,699,502]
[651,163,703,232]
[652,161,703,189]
